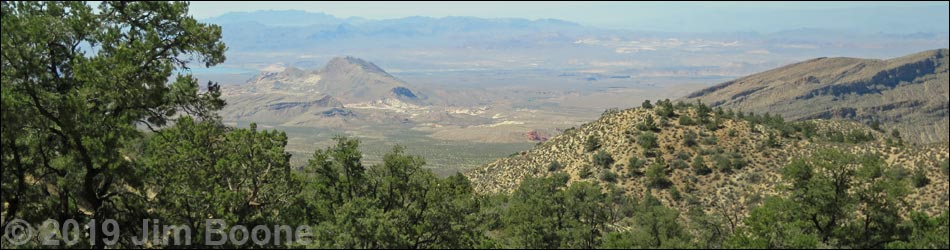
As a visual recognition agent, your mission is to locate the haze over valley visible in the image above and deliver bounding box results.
[197,8,950,173]
[5,2,950,249]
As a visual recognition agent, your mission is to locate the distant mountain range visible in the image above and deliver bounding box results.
[203,11,585,51]
[198,10,949,80]
[686,49,949,144]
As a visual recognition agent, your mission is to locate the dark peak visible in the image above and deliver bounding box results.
[391,87,418,99]
[320,56,389,76]
[888,48,948,63]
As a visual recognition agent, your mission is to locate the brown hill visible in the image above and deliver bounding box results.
[241,56,424,105]
[466,103,949,218]
[685,49,949,144]
[219,57,429,127]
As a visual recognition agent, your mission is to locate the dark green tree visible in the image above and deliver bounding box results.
[548,161,564,172]
[679,115,695,126]
[627,156,645,176]
[646,162,671,189]
[725,198,820,249]
[2,1,226,247]
[692,155,711,176]
[683,130,699,147]
[713,154,733,173]
[593,150,615,169]
[602,194,691,248]
[503,174,570,249]
[641,100,654,109]
[638,132,659,150]
[143,118,298,247]
[560,182,609,249]
[638,115,658,131]
[600,171,619,183]
[585,135,601,152]
[942,159,949,177]
[885,211,950,249]
[911,167,930,188]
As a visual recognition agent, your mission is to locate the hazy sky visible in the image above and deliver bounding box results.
[91,1,950,33]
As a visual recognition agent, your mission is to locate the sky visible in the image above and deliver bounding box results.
[90,1,950,33]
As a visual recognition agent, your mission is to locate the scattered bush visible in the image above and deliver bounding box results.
[675,151,692,161]
[656,99,676,118]
[701,136,718,146]
[727,128,738,137]
[593,150,615,169]
[585,135,601,152]
[627,156,645,176]
[942,159,949,177]
[671,159,689,170]
[601,171,619,183]
[683,131,698,147]
[826,130,875,144]
[912,168,930,188]
[670,186,682,201]
[548,161,564,172]
[638,132,659,149]
[888,167,911,181]
[580,165,594,179]
[646,162,672,189]
[714,154,732,173]
[638,115,658,131]
[692,155,711,176]
[679,115,695,126]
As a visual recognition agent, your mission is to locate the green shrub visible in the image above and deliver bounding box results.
[646,163,672,189]
[601,171,619,183]
[638,115,658,131]
[579,165,594,179]
[593,150,615,169]
[701,136,718,146]
[670,186,682,201]
[714,154,733,173]
[585,135,601,152]
[692,155,711,176]
[727,129,738,137]
[627,156,645,176]
[642,100,654,109]
[638,132,659,149]
[912,168,930,188]
[683,131,698,147]
[675,151,692,161]
[679,115,695,126]
[671,159,689,170]
[942,159,949,177]
[548,161,564,172]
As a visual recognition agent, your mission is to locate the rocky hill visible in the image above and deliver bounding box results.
[219,56,431,127]
[237,56,424,105]
[466,101,949,217]
[685,49,949,144]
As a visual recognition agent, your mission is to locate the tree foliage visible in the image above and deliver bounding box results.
[2,2,947,249]
[584,135,601,152]
[729,149,925,249]
[637,132,659,150]
[592,150,614,169]
[2,1,226,247]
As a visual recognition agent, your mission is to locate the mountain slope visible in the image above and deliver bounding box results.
[244,56,425,105]
[466,103,949,217]
[685,49,949,144]
[219,56,428,127]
